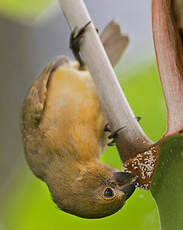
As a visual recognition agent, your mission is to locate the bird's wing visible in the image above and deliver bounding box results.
[21,56,69,131]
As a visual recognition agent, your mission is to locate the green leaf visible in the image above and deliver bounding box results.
[151,134,183,230]
[0,0,53,20]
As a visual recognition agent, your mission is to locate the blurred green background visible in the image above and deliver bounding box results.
[0,1,166,230]
[0,0,52,20]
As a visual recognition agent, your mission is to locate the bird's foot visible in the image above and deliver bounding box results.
[104,124,125,146]
[104,123,111,132]
[70,21,91,68]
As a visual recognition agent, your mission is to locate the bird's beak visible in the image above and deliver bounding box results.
[113,172,138,200]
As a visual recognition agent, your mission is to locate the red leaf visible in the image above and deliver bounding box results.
[152,0,183,136]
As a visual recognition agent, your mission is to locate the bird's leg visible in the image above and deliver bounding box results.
[105,117,140,146]
[70,21,91,68]
[104,123,111,132]
[104,124,114,146]
[104,124,125,146]
[108,127,125,139]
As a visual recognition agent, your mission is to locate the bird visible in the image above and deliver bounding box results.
[21,21,137,218]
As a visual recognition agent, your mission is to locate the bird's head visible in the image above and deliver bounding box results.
[46,162,137,218]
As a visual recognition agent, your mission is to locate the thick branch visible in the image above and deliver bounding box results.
[59,0,153,162]
[152,0,183,136]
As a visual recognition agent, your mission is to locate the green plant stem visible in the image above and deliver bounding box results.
[151,135,183,230]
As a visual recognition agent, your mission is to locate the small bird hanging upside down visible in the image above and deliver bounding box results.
[21,21,137,218]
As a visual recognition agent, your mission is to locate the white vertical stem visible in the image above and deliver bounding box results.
[59,0,153,162]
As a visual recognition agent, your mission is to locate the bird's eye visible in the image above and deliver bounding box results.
[104,188,114,198]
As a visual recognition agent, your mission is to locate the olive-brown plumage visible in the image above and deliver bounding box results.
[21,22,137,218]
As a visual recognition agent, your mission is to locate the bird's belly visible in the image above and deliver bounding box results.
[40,65,107,156]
